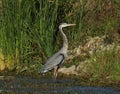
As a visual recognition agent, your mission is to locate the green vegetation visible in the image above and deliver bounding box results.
[89,49,120,82]
[0,0,119,79]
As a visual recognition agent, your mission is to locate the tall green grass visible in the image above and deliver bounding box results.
[0,0,30,69]
[0,0,59,68]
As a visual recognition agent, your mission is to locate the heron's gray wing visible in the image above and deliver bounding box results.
[40,53,64,73]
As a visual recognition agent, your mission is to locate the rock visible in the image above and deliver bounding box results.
[63,35,120,76]
[68,35,120,60]
[58,65,78,75]
[58,61,91,76]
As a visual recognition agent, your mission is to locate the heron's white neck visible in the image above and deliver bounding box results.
[59,27,68,53]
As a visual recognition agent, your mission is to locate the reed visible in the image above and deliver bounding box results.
[0,0,59,69]
[0,0,29,69]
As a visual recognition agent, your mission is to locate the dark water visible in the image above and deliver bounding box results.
[0,76,120,94]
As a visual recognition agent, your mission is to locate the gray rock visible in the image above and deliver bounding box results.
[58,65,78,75]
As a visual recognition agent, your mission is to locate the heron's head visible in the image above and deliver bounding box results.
[59,23,76,28]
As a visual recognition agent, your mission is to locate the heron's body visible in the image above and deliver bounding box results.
[40,50,65,73]
[40,23,75,79]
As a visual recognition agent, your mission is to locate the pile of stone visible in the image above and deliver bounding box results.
[58,35,120,75]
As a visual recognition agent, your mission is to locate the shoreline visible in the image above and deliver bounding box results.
[0,70,120,87]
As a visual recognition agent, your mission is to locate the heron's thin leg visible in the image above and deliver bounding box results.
[53,66,59,80]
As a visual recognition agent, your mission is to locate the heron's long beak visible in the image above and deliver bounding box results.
[67,24,76,27]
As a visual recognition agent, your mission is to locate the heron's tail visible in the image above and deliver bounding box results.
[39,68,48,74]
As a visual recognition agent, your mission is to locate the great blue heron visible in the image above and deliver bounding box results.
[40,23,76,79]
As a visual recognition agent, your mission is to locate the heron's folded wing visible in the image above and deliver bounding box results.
[40,54,64,73]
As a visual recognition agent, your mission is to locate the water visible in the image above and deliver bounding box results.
[0,76,120,94]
